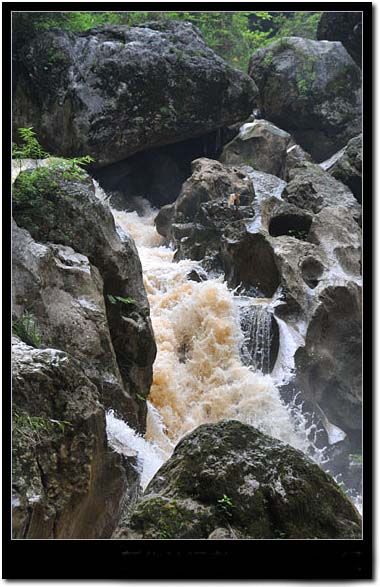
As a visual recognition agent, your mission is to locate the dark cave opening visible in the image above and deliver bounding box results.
[268,213,312,240]
[92,128,227,209]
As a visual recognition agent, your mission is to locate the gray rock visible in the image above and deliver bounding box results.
[295,281,362,432]
[12,220,140,427]
[317,11,362,67]
[13,22,258,166]
[163,158,255,269]
[117,420,361,539]
[173,157,255,223]
[248,37,362,161]
[283,162,361,221]
[12,337,139,539]
[320,134,362,202]
[155,203,175,238]
[220,119,291,179]
[284,142,313,179]
[12,163,156,430]
[243,167,287,201]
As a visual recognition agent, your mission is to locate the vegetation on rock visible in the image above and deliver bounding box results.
[12,11,321,71]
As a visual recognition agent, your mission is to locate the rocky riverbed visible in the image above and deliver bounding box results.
[12,13,362,539]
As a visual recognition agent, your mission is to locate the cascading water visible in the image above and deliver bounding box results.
[238,298,273,374]
[106,199,326,490]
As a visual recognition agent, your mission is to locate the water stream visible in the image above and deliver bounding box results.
[106,200,326,490]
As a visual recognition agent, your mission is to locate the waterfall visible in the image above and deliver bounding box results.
[239,299,273,374]
[106,201,326,491]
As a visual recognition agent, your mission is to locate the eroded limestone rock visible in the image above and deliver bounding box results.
[12,337,139,539]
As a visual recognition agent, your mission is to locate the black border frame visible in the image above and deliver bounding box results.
[2,2,373,579]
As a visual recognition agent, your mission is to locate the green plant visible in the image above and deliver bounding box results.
[13,410,73,444]
[217,494,235,518]
[349,454,363,464]
[107,294,137,306]
[13,127,95,180]
[12,312,42,348]
[295,56,317,97]
[13,11,322,73]
[12,127,49,165]
[273,529,288,539]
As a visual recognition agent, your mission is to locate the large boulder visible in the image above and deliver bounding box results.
[156,158,255,270]
[115,420,361,539]
[12,337,139,539]
[220,119,291,179]
[294,282,362,433]
[320,134,362,203]
[13,22,258,167]
[12,161,156,431]
[248,37,362,161]
[317,11,362,67]
[172,157,255,223]
[283,162,361,221]
[12,220,141,428]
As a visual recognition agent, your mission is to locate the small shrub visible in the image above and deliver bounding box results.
[12,312,42,348]
[12,127,50,163]
[217,494,235,518]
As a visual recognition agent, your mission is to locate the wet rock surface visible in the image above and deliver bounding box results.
[116,421,361,539]
[160,146,362,451]
[12,220,139,426]
[12,337,139,539]
[13,22,258,166]
[283,162,361,221]
[248,37,362,161]
[220,119,291,179]
[295,282,362,434]
[320,134,362,203]
[12,163,156,430]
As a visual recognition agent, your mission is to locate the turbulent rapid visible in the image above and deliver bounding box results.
[107,200,324,489]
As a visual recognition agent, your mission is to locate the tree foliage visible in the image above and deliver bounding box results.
[12,11,321,72]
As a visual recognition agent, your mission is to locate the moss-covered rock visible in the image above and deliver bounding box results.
[115,420,362,539]
[248,37,361,161]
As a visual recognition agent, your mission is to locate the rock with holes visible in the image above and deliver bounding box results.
[220,119,292,179]
[12,336,139,539]
[12,162,156,431]
[12,220,140,427]
[320,134,362,203]
[114,420,361,539]
[317,11,362,67]
[248,37,362,161]
[283,162,361,222]
[13,22,257,167]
